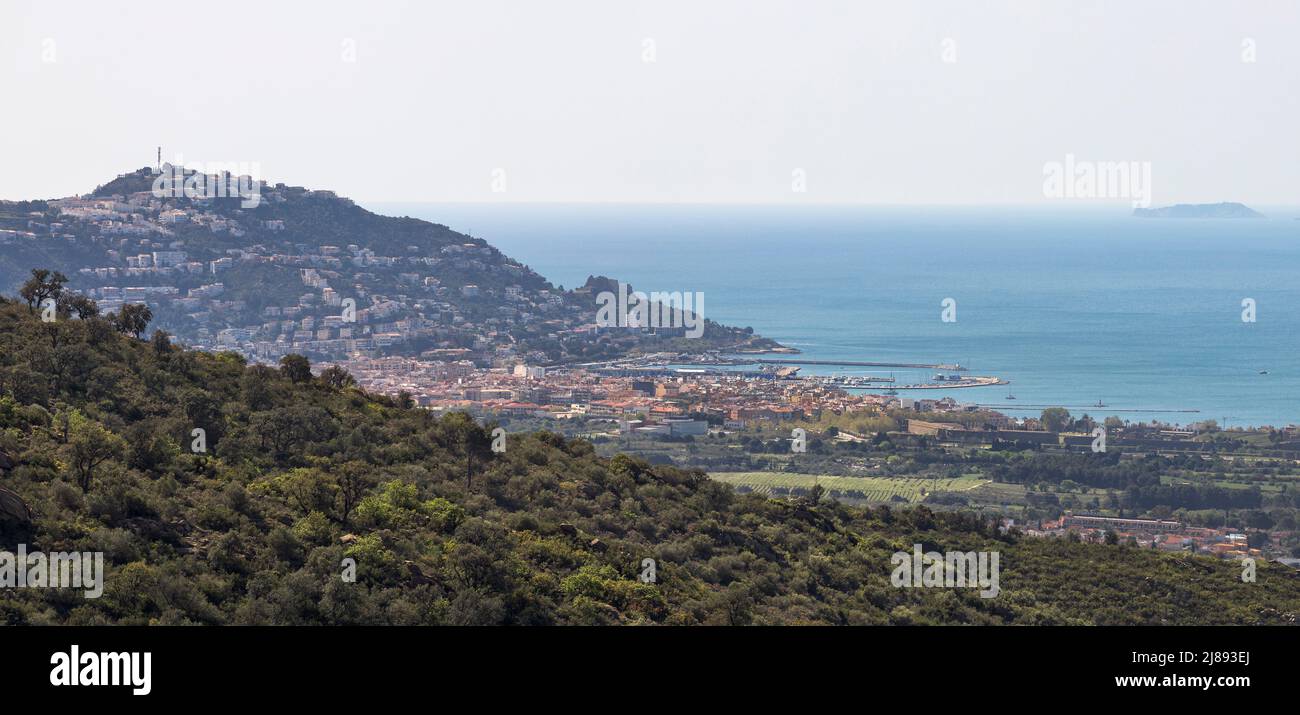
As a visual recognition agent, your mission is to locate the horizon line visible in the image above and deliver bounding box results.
[356,199,1300,210]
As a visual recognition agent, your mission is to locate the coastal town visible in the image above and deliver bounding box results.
[320,352,913,427]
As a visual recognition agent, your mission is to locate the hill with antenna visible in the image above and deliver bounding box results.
[0,165,783,363]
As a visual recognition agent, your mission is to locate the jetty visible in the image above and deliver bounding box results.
[755,359,965,370]
[881,376,1005,390]
[974,403,1200,414]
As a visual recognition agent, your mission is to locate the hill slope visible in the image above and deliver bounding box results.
[0,167,780,363]
[0,297,1297,625]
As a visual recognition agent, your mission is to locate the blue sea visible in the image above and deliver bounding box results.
[370,203,1300,429]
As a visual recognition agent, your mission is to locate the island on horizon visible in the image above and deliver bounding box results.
[1133,201,1264,218]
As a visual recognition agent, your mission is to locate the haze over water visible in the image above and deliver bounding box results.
[375,203,1300,429]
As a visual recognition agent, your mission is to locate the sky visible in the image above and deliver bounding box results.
[2,0,1297,205]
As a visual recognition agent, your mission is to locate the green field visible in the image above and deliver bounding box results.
[710,472,988,503]
[965,481,1029,504]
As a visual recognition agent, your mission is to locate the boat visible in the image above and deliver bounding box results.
[1259,369,1269,375]
[1005,393,1016,400]
[1094,399,1106,408]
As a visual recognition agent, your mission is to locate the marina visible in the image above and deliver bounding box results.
[813,375,895,388]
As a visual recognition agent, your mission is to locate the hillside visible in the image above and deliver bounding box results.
[1,294,1297,625]
[0,167,781,364]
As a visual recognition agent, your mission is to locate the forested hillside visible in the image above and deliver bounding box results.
[1,292,1297,625]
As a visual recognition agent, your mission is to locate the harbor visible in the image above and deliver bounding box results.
[595,354,1007,392]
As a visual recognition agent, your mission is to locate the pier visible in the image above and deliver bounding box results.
[755,359,965,370]
[974,403,1200,414]
[884,376,1005,390]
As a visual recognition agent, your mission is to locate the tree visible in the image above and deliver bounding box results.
[182,389,226,448]
[319,365,355,389]
[18,268,67,313]
[333,461,372,526]
[438,412,493,490]
[280,354,312,383]
[58,293,99,320]
[1040,407,1071,433]
[65,413,126,492]
[253,405,334,458]
[151,330,173,355]
[241,365,278,410]
[283,467,336,515]
[111,303,153,338]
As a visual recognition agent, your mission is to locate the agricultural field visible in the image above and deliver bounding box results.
[1160,472,1297,494]
[965,480,1029,505]
[710,472,987,504]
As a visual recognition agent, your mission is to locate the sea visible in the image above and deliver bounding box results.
[369,203,1300,429]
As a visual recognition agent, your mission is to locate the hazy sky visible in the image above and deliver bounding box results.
[3,0,1297,205]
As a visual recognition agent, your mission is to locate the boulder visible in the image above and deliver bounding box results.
[0,486,31,524]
